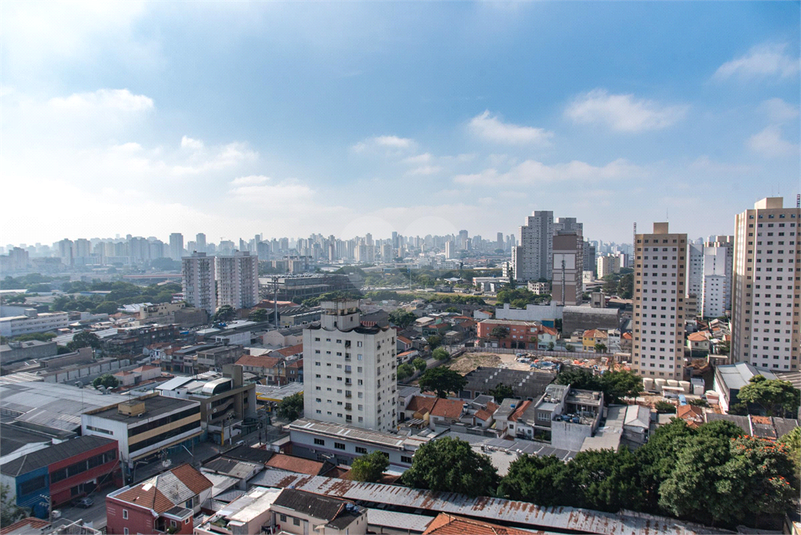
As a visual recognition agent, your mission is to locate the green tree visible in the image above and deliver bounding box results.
[389,309,417,329]
[489,326,509,346]
[66,331,101,352]
[594,343,607,353]
[212,305,236,323]
[412,357,427,372]
[688,398,709,407]
[565,343,575,352]
[654,400,676,414]
[426,335,442,349]
[1,483,25,528]
[93,301,120,314]
[418,367,467,398]
[248,308,270,322]
[12,332,57,342]
[93,374,120,389]
[400,437,499,497]
[636,419,696,514]
[777,427,801,482]
[498,455,571,506]
[277,393,304,421]
[489,383,515,403]
[397,363,415,381]
[350,451,389,483]
[569,448,644,513]
[598,370,643,403]
[737,375,801,417]
[547,341,554,351]
[431,347,450,361]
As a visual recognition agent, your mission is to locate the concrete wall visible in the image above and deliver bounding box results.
[551,420,592,451]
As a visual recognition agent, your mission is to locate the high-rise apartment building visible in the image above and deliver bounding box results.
[731,197,801,372]
[700,236,734,319]
[511,211,553,282]
[551,234,583,306]
[554,217,583,237]
[632,222,687,380]
[302,300,397,432]
[182,252,216,314]
[196,233,206,253]
[216,251,259,310]
[596,254,621,279]
[169,233,184,260]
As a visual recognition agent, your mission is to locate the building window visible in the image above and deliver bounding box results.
[293,518,301,526]
[355,446,367,454]
[280,514,287,522]
[123,509,128,520]
[401,456,413,463]
[124,529,129,535]
[314,438,325,446]
[335,442,346,450]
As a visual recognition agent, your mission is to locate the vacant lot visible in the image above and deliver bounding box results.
[447,352,534,374]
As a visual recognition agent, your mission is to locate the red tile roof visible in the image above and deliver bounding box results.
[1,518,50,534]
[676,405,704,428]
[474,409,493,422]
[423,513,540,535]
[508,400,532,422]
[286,359,303,369]
[276,344,303,357]
[171,464,213,495]
[235,354,283,369]
[406,395,438,415]
[114,485,174,514]
[430,398,465,420]
[397,336,413,345]
[266,455,327,475]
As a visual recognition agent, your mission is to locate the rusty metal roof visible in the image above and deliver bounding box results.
[251,468,730,535]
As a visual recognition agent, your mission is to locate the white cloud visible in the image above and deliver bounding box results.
[228,178,314,204]
[231,175,270,186]
[171,142,258,176]
[565,89,688,132]
[689,156,754,175]
[403,153,433,164]
[48,88,154,112]
[747,125,797,157]
[181,136,205,150]
[454,158,643,186]
[351,135,416,154]
[407,165,444,176]
[468,111,553,145]
[760,98,799,123]
[714,43,800,80]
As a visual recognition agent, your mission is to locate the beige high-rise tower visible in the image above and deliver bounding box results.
[731,197,801,372]
[632,222,688,380]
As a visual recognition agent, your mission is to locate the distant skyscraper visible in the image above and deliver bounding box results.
[511,211,553,282]
[458,230,469,251]
[496,232,504,251]
[169,233,184,260]
[182,252,216,314]
[216,251,259,310]
[445,241,455,260]
[196,233,206,253]
[554,217,583,237]
[731,197,800,372]
[690,236,734,319]
[632,222,687,380]
[57,239,74,267]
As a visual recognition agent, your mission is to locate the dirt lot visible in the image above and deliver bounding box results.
[447,352,536,374]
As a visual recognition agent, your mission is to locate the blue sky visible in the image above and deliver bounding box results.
[2,1,799,246]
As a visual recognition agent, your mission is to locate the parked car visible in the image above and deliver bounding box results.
[76,497,94,508]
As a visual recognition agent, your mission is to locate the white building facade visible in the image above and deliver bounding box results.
[0,312,70,337]
[731,197,801,372]
[182,252,217,314]
[303,300,398,432]
[632,222,688,380]
[216,251,259,310]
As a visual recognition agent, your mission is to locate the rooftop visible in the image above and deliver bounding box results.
[716,362,777,391]
[252,468,725,535]
[1,435,116,477]
[86,394,199,423]
[289,419,408,450]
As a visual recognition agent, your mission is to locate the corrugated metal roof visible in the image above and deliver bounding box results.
[252,469,729,535]
[366,508,433,532]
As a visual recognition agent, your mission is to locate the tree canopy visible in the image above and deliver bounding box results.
[418,367,467,398]
[400,437,499,497]
[248,308,270,322]
[737,375,800,417]
[412,357,427,372]
[397,363,415,381]
[555,367,643,404]
[350,451,389,483]
[431,347,450,361]
[277,392,304,421]
[389,309,417,329]
[426,335,442,349]
[67,331,101,352]
[1,483,25,528]
[212,305,236,323]
[93,373,119,389]
[489,383,515,403]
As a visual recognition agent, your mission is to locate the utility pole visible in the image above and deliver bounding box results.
[272,276,279,328]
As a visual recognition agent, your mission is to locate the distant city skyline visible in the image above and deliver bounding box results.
[2,2,798,245]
